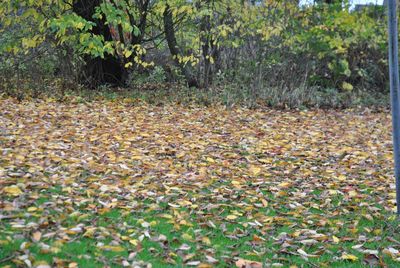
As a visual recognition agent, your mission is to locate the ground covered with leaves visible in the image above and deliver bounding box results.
[1,97,400,268]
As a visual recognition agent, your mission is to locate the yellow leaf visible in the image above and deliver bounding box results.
[176,152,185,158]
[249,165,261,176]
[4,185,23,196]
[132,155,142,160]
[99,245,125,252]
[278,182,292,188]
[202,237,211,245]
[22,37,38,49]
[27,207,38,212]
[75,22,85,30]
[348,190,357,197]
[182,233,193,241]
[258,158,270,164]
[206,157,215,163]
[342,82,353,91]
[160,214,173,219]
[124,50,133,58]
[226,215,238,220]
[15,155,25,161]
[83,227,96,238]
[129,239,138,246]
[341,253,358,261]
[261,199,269,207]
[373,229,382,235]
[332,236,340,244]
[198,264,213,268]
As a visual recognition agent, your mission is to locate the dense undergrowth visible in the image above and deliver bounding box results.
[0,2,391,109]
[0,83,390,110]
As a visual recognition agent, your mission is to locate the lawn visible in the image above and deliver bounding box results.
[0,97,399,267]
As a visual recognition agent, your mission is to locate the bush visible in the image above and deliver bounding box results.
[0,1,390,108]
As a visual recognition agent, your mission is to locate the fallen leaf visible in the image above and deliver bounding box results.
[99,245,125,252]
[68,262,78,268]
[341,253,358,261]
[332,236,340,244]
[32,231,42,242]
[363,254,379,266]
[226,215,238,220]
[3,185,23,196]
[235,258,263,268]
[249,165,262,176]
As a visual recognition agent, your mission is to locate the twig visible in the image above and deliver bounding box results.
[0,254,16,263]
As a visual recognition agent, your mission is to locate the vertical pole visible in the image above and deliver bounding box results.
[387,0,400,215]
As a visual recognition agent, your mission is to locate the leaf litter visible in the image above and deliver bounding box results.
[0,98,400,267]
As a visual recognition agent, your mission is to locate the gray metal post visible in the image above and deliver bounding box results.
[387,0,400,215]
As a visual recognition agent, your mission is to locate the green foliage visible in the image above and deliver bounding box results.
[0,0,392,106]
[145,66,167,84]
[288,4,387,90]
[128,66,167,89]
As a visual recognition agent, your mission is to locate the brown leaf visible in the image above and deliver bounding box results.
[235,258,263,268]
[363,254,379,266]
[32,231,42,242]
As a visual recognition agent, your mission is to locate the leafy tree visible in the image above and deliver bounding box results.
[0,0,389,92]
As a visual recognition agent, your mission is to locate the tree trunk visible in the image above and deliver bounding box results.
[73,0,125,88]
[163,4,199,88]
[200,7,211,88]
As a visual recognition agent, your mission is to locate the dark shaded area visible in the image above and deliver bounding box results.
[73,0,124,87]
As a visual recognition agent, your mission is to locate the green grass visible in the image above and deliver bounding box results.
[1,184,400,267]
[1,176,398,267]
